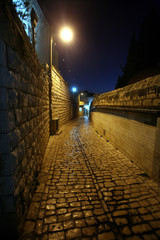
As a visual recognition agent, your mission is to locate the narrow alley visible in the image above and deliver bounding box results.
[20,116,160,240]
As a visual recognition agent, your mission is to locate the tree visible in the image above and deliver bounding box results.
[115,33,138,89]
[137,7,160,71]
[115,7,160,89]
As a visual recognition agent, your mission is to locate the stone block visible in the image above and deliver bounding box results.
[153,98,160,108]
[0,154,10,176]
[1,195,15,213]
[143,99,153,107]
[0,87,8,110]
[0,211,18,237]
[0,133,11,154]
[18,92,25,107]
[134,100,142,107]
[98,232,116,240]
[18,92,28,107]
[0,199,2,214]
[0,111,9,133]
[126,101,134,106]
[19,123,27,139]
[66,228,82,239]
[7,89,18,109]
[0,38,6,66]
[11,128,21,150]
[0,110,15,134]
[25,120,31,134]
[9,149,18,174]
[147,86,157,98]
[20,78,27,92]
[28,94,33,107]
[22,221,35,236]
[0,176,14,196]
[26,202,40,220]
[15,109,23,125]
[8,110,16,130]
[17,140,25,164]
[6,46,21,72]
[132,224,151,234]
[0,67,18,88]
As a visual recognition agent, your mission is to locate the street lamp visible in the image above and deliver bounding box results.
[50,26,73,67]
[60,27,73,43]
[49,26,74,135]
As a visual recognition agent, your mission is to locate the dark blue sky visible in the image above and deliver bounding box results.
[39,0,160,94]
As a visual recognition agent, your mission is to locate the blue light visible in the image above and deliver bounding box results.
[72,87,77,92]
[84,105,89,110]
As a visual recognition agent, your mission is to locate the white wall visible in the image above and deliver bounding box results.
[91,111,160,180]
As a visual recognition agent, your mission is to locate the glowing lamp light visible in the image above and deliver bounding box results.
[72,87,77,93]
[84,105,89,110]
[60,27,73,43]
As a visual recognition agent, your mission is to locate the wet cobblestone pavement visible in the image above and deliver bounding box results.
[20,116,160,240]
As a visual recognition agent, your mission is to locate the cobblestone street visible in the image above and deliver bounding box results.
[20,116,160,240]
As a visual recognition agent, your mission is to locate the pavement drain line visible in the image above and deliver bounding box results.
[74,130,110,215]
[74,125,145,230]
[74,128,138,238]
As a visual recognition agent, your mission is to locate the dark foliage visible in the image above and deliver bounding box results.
[115,8,160,89]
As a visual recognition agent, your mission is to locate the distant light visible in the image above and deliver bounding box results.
[60,27,73,43]
[84,105,89,110]
[81,93,83,95]
[72,87,77,92]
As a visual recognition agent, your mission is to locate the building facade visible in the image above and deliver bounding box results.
[78,91,95,116]
[13,0,58,68]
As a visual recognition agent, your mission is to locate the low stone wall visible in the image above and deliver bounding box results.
[91,75,160,181]
[93,74,160,109]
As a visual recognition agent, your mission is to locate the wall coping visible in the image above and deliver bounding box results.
[92,106,160,114]
[92,74,160,110]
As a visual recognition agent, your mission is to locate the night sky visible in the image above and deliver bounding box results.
[38,0,160,94]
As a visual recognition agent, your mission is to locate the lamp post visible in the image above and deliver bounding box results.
[50,26,73,72]
[49,26,73,135]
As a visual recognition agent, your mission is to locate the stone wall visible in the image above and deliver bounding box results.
[0,2,50,236]
[51,66,76,129]
[92,74,160,109]
[0,2,77,236]
[31,0,51,65]
[91,75,160,181]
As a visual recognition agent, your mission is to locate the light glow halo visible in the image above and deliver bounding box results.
[60,27,73,43]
